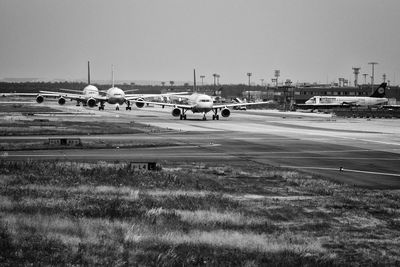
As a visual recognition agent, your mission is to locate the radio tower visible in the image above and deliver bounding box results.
[352,67,360,87]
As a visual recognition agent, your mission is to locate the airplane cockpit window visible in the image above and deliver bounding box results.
[307,97,316,104]
[200,99,210,102]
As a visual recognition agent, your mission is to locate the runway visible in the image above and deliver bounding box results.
[2,103,400,188]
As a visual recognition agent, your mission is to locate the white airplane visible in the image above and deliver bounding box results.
[36,61,101,106]
[295,83,388,110]
[36,64,187,110]
[132,69,273,120]
[95,65,187,110]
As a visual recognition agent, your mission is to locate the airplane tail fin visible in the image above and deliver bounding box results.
[112,65,115,88]
[87,61,91,84]
[370,83,387,98]
[193,69,197,92]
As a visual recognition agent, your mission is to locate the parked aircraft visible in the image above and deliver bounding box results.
[294,83,388,110]
[132,69,272,120]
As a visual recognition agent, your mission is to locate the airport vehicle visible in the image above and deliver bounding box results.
[132,69,272,120]
[294,83,388,110]
[232,97,247,110]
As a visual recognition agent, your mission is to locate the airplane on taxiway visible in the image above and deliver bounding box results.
[36,61,101,106]
[36,63,187,110]
[93,65,187,111]
[294,83,388,111]
[132,69,273,120]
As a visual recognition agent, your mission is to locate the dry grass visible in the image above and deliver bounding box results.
[1,159,400,265]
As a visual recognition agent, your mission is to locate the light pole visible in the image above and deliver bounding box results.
[200,75,205,86]
[368,62,378,89]
[274,70,280,87]
[352,67,360,87]
[362,73,368,85]
[247,73,252,86]
[213,73,217,88]
[247,73,252,100]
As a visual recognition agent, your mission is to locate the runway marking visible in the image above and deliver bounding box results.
[281,166,400,177]
[255,156,399,160]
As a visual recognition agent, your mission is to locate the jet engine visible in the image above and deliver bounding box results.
[135,98,145,108]
[87,98,97,107]
[36,95,44,103]
[172,108,181,117]
[58,97,66,105]
[221,108,231,117]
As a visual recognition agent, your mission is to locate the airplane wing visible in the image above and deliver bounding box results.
[124,89,139,94]
[213,100,274,109]
[1,93,39,97]
[341,101,358,106]
[132,99,193,109]
[59,88,85,94]
[125,92,190,101]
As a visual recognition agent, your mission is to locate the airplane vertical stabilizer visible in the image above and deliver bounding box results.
[112,65,115,88]
[370,83,387,98]
[87,61,91,84]
[193,69,197,92]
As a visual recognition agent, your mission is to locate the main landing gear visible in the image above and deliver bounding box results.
[98,102,105,110]
[125,101,132,110]
[212,109,219,120]
[180,114,187,120]
[212,114,219,120]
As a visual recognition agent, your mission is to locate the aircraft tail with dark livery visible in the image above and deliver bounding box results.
[370,83,387,98]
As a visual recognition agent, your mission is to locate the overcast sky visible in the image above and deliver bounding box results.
[0,0,399,85]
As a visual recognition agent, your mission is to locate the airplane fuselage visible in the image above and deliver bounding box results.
[305,96,388,106]
[82,85,100,100]
[106,87,126,105]
[187,93,214,113]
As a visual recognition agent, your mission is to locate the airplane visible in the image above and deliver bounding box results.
[35,61,101,107]
[94,65,188,110]
[132,69,273,120]
[36,64,187,110]
[294,83,388,111]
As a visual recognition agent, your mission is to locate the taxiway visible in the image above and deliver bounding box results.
[2,102,400,188]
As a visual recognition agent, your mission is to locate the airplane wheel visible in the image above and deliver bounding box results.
[212,115,215,120]
[116,107,119,111]
[184,115,187,120]
[180,115,183,120]
[216,115,219,120]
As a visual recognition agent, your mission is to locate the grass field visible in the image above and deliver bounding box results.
[1,160,399,266]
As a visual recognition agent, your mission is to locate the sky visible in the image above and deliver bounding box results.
[0,0,400,85]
